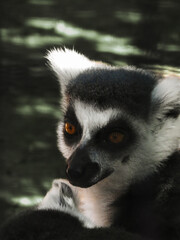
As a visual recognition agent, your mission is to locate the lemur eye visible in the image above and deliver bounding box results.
[65,122,76,135]
[109,132,125,144]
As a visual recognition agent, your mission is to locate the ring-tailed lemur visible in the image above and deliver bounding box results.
[0,49,179,240]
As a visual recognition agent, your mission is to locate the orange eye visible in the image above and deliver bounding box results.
[65,122,76,135]
[109,132,124,143]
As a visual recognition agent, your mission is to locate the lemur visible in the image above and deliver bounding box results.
[0,49,179,240]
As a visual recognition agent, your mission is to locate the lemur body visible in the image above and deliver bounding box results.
[43,48,180,228]
[0,49,179,240]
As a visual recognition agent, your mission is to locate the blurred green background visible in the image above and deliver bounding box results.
[0,0,180,226]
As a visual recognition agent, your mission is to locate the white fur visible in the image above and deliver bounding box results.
[38,179,96,228]
[57,122,73,159]
[46,48,98,94]
[152,75,180,113]
[57,101,121,159]
[74,100,119,141]
[150,75,180,161]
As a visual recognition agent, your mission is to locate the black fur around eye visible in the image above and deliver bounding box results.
[102,129,128,147]
[94,118,136,152]
[63,107,82,145]
[65,122,76,135]
[108,131,125,144]
[63,121,82,145]
[165,109,179,119]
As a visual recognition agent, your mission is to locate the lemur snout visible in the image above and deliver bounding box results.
[66,162,100,182]
[66,148,100,187]
[66,165,84,179]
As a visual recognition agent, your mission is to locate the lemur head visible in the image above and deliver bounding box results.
[47,48,180,189]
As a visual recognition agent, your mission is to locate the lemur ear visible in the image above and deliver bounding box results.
[151,75,180,118]
[46,48,97,95]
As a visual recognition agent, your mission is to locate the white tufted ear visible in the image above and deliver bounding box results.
[46,48,97,95]
[150,75,180,162]
[151,75,180,117]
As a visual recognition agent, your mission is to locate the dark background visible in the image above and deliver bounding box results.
[0,0,180,226]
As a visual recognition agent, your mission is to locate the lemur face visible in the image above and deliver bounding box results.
[59,101,137,187]
[47,48,180,188]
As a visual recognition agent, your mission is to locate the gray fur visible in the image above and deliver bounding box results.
[66,67,157,119]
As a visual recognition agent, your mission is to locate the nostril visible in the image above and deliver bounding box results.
[66,166,84,180]
[85,162,100,177]
[66,162,100,185]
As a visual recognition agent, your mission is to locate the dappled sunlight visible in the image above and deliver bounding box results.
[31,141,51,150]
[97,42,142,56]
[41,180,54,189]
[28,66,47,77]
[0,175,54,209]
[28,0,56,6]
[26,18,58,30]
[1,29,64,48]
[19,17,144,57]
[1,11,180,63]
[115,11,142,23]
[56,21,86,38]
[15,104,60,118]
[1,17,144,57]
[0,187,42,208]
[76,10,97,18]
[148,64,180,76]
[158,43,180,52]
[15,97,61,119]
[11,196,42,207]
[56,20,143,57]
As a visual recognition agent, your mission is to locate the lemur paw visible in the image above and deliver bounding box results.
[38,179,97,228]
[38,179,78,211]
[53,179,77,209]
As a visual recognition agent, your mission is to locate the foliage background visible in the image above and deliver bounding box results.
[0,0,180,226]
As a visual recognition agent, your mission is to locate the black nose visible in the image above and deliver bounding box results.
[66,165,84,180]
[66,162,100,185]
